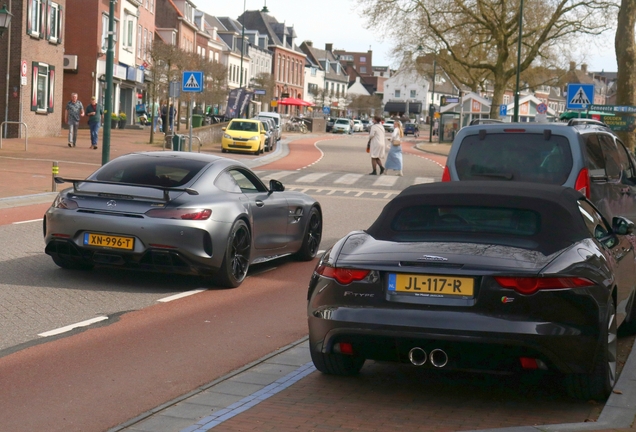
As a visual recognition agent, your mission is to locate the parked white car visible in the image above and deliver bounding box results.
[352,120,363,132]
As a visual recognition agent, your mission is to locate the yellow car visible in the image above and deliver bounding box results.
[221,119,266,155]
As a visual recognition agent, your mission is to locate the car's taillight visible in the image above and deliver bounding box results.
[441,166,451,182]
[53,196,78,209]
[574,168,591,198]
[145,208,212,220]
[494,276,594,295]
[315,264,370,285]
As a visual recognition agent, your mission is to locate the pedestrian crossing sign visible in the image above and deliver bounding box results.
[182,71,203,93]
[566,83,594,110]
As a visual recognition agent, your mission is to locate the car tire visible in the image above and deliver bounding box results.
[51,255,94,271]
[565,300,616,400]
[221,148,227,153]
[213,220,251,288]
[310,347,365,376]
[295,207,322,261]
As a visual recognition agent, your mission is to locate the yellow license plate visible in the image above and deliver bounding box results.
[84,233,134,250]
[389,274,474,297]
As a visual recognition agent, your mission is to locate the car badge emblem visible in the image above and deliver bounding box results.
[106,200,117,207]
[501,296,515,304]
[418,255,448,261]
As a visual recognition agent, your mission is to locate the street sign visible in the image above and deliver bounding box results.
[499,104,507,116]
[20,60,27,78]
[536,102,548,114]
[182,71,203,93]
[254,89,266,95]
[566,83,594,110]
[169,81,180,98]
[322,106,330,115]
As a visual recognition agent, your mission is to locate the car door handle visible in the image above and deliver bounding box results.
[255,200,264,207]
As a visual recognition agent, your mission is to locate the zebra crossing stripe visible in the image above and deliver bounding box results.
[414,177,435,184]
[334,173,364,185]
[295,172,331,183]
[373,175,399,187]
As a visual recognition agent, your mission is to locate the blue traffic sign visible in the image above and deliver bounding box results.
[322,106,330,115]
[567,83,594,110]
[499,104,507,116]
[182,71,203,93]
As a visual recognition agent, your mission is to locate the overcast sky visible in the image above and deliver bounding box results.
[201,0,618,73]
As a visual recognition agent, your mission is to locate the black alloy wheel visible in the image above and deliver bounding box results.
[295,207,322,261]
[214,220,251,288]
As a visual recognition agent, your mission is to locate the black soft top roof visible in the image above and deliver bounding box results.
[366,181,590,255]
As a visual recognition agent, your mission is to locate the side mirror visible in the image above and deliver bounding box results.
[612,216,635,235]
[269,179,285,192]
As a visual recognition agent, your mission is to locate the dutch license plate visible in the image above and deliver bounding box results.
[388,273,474,297]
[84,233,134,250]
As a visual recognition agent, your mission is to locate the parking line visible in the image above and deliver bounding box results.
[38,316,109,337]
[13,218,43,224]
[157,289,206,303]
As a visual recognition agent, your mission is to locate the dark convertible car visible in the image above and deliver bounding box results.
[307,181,636,400]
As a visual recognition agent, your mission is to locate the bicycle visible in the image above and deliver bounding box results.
[285,119,308,134]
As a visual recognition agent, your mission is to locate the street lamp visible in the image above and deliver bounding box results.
[239,0,246,88]
[0,4,13,37]
[429,59,437,143]
[513,0,524,122]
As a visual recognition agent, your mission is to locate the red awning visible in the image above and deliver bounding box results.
[278,97,313,106]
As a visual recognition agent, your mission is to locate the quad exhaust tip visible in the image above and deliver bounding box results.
[429,348,449,368]
[408,347,427,366]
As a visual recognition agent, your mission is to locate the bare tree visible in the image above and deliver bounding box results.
[358,0,617,118]
[347,94,383,117]
[251,72,276,111]
[147,41,182,142]
[615,0,636,150]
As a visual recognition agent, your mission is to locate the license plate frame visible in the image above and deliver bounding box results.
[83,233,135,250]
[388,273,474,298]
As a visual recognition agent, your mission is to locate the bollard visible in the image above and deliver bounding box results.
[52,162,59,192]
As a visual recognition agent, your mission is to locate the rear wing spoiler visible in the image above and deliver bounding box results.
[54,177,199,202]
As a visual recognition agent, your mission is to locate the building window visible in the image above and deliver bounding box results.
[360,66,366,73]
[137,25,142,58]
[503,95,510,104]
[124,14,134,51]
[410,90,416,98]
[150,0,154,13]
[395,89,401,98]
[360,56,366,63]
[101,14,118,51]
[311,67,316,77]
[27,0,44,38]
[47,2,63,43]
[30,62,55,113]
[143,28,147,60]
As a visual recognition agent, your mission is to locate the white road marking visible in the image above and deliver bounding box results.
[157,289,207,303]
[413,177,436,184]
[334,173,364,185]
[259,171,296,181]
[13,218,43,224]
[295,172,331,183]
[38,316,109,337]
[373,175,399,187]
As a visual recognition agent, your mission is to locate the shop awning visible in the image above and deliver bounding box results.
[383,102,422,114]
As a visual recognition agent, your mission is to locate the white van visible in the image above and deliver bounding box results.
[257,112,282,141]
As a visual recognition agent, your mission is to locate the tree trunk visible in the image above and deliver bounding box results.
[615,0,636,150]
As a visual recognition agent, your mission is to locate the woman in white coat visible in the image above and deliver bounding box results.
[367,116,386,175]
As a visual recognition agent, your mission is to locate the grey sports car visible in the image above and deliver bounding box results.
[44,152,322,288]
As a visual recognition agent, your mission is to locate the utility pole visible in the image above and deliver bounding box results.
[429,59,437,143]
[102,0,115,165]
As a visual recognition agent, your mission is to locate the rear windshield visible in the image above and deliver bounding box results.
[228,121,259,132]
[455,133,573,185]
[391,205,540,239]
[259,115,279,126]
[94,157,208,187]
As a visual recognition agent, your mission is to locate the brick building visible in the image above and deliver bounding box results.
[0,0,66,138]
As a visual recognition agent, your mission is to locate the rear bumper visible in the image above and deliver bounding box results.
[308,307,601,374]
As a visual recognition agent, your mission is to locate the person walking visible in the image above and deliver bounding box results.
[367,116,386,175]
[85,96,103,150]
[65,93,84,147]
[386,120,404,176]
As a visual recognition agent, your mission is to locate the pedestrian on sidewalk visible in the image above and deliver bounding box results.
[368,116,386,175]
[386,120,404,176]
[65,93,84,148]
[85,96,103,150]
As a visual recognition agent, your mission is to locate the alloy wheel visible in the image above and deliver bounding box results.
[230,226,250,281]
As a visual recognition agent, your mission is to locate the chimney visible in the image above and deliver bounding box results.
[212,27,217,40]
[305,40,313,47]
[581,63,588,73]
[325,43,333,53]
[569,61,576,71]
